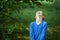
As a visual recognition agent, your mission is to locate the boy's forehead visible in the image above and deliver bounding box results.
[36,11,43,15]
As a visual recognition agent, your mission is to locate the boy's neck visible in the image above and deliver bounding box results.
[36,19,42,25]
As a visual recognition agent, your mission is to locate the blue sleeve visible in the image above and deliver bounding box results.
[29,22,34,40]
[40,22,48,40]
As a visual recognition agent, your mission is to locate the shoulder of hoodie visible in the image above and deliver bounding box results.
[30,21,48,25]
[43,21,48,25]
[30,21,35,25]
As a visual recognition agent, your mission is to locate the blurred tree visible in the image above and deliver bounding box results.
[53,0,60,10]
[0,0,21,40]
[32,0,42,6]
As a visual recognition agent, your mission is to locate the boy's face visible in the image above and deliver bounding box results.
[36,11,43,19]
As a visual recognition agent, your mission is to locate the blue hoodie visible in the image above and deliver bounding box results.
[29,21,48,40]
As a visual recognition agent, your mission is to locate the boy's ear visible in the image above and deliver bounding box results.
[42,16,44,20]
[43,16,44,18]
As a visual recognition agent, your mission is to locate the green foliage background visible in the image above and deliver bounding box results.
[0,0,60,40]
